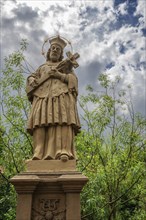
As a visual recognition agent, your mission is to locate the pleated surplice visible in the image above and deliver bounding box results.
[27,92,80,135]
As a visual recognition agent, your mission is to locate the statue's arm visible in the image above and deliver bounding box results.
[53,69,78,97]
[68,71,78,96]
[49,69,68,83]
[27,67,41,86]
[26,68,41,102]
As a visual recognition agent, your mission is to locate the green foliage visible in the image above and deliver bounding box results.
[77,74,146,220]
[0,175,16,220]
[0,40,32,219]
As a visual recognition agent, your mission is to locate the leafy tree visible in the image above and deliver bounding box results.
[0,40,33,219]
[76,74,146,220]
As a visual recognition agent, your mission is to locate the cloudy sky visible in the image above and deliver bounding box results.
[1,0,146,116]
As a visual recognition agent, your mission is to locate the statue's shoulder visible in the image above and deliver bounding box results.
[39,61,60,68]
[38,63,47,69]
[36,62,49,72]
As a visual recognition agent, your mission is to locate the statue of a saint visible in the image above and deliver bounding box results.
[26,36,81,161]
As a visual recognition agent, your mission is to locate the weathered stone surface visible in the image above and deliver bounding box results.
[11,169,88,220]
[25,160,77,172]
[26,35,81,161]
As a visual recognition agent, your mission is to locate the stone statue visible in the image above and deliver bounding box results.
[26,36,81,161]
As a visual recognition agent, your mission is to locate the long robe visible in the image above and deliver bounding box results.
[26,61,80,160]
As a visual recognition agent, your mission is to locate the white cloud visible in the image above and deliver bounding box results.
[1,0,145,115]
[16,0,53,11]
[135,0,145,17]
[117,2,127,15]
[2,0,17,18]
[134,0,146,28]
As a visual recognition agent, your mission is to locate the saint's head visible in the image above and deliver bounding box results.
[46,36,67,62]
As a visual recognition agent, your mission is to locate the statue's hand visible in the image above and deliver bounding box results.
[28,77,38,87]
[50,69,62,79]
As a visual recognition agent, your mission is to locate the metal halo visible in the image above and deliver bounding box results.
[41,35,73,59]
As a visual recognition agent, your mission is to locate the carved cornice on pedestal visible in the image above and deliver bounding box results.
[10,175,39,194]
[58,174,88,193]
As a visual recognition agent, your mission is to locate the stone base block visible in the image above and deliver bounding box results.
[25,160,77,172]
[11,160,88,220]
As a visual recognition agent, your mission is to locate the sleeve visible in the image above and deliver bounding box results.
[68,71,78,96]
[26,67,41,102]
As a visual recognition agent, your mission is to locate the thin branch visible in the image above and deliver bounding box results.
[0,172,10,183]
[23,58,36,72]
[1,137,20,173]
[1,103,33,150]
[16,90,30,121]
[81,212,93,219]
[105,174,142,206]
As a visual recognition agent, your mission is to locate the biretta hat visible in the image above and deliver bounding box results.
[49,35,67,49]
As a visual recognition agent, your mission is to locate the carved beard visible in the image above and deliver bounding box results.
[50,55,59,62]
[50,52,61,62]
[46,48,63,62]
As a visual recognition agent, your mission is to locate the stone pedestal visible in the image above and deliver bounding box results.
[11,160,88,220]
